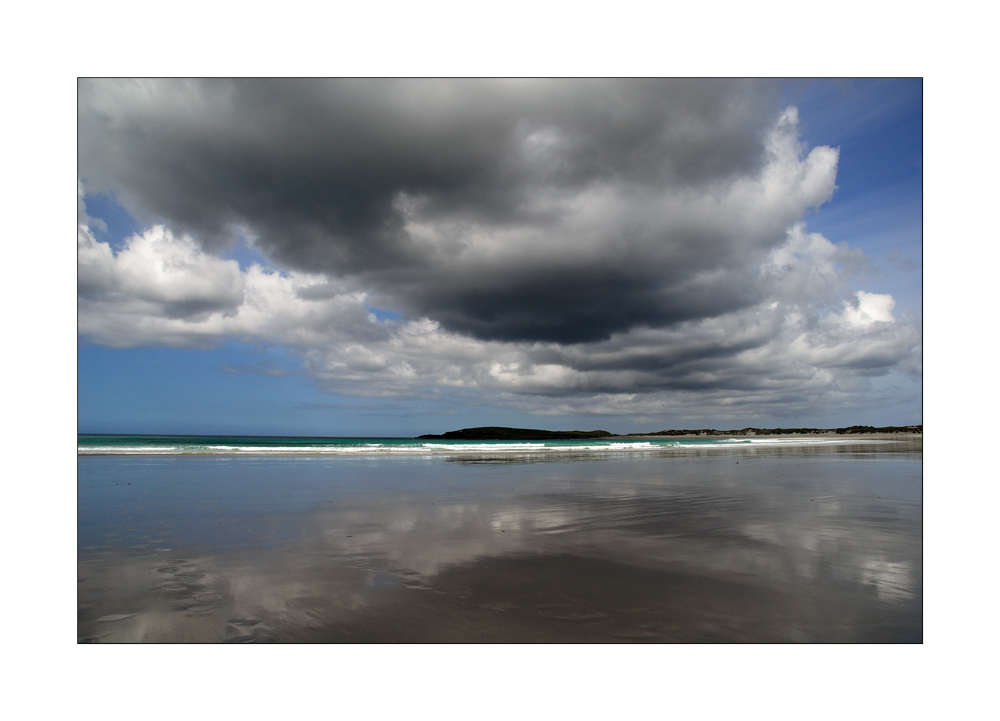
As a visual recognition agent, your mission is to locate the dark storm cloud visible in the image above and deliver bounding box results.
[79,78,804,343]
[399,266,763,343]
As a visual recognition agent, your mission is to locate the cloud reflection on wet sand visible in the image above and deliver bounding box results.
[78,441,921,642]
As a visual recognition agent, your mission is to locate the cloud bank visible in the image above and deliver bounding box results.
[78,79,920,420]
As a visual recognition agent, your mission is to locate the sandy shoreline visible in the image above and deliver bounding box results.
[77,433,921,456]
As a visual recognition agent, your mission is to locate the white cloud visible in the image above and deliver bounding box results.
[841,291,896,328]
[80,225,244,316]
[78,222,377,349]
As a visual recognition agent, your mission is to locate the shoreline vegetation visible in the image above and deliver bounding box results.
[417,425,923,440]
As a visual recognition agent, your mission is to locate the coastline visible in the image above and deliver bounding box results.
[77,433,921,456]
[623,432,922,440]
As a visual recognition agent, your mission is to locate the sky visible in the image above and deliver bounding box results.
[78,78,921,436]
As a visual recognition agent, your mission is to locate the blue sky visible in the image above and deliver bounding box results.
[785,79,922,314]
[78,79,921,436]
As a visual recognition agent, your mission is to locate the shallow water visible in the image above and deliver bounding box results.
[78,439,921,642]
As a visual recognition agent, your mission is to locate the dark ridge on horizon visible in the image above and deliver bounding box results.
[417,427,615,441]
[418,425,923,440]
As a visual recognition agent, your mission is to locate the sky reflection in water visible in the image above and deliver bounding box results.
[78,440,921,642]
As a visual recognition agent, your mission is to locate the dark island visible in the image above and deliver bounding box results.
[417,426,615,440]
[417,425,922,440]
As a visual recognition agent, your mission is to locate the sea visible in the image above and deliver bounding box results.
[78,434,922,642]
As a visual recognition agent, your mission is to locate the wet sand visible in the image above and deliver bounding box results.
[268,553,919,643]
[78,439,921,642]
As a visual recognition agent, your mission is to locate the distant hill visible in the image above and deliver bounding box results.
[417,426,615,440]
[417,424,921,439]
[631,425,923,436]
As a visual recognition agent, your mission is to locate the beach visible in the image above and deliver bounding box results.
[76,432,920,455]
[78,436,921,642]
